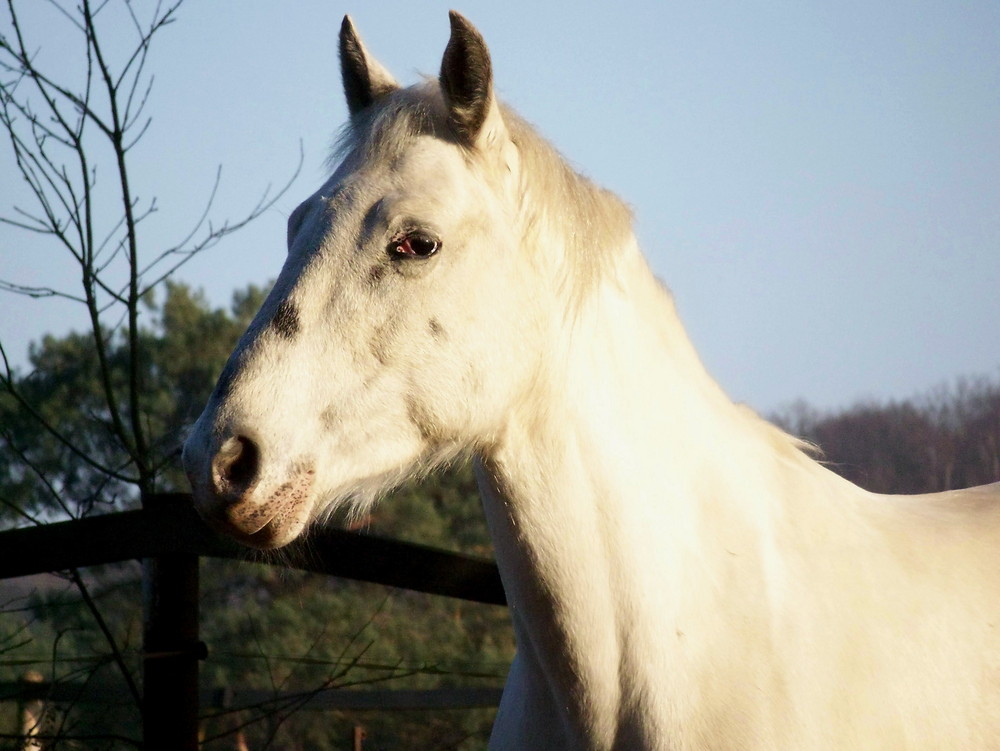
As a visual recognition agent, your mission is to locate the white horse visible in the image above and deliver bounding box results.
[183,13,1000,750]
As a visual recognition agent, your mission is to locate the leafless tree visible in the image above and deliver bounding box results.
[0,1,299,746]
[0,0,298,498]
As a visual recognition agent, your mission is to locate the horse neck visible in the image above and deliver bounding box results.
[481,240,782,579]
[477,241,810,744]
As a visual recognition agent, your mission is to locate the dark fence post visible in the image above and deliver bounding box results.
[142,496,202,751]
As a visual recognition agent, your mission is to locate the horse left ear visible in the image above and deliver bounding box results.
[439,11,505,147]
[340,15,399,115]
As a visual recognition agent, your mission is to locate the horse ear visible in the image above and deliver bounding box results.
[339,16,399,115]
[439,11,504,146]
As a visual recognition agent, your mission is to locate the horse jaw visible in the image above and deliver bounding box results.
[182,379,441,549]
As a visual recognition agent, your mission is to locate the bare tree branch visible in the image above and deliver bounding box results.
[0,279,87,303]
[0,4,315,743]
[0,339,137,483]
[2,1,114,139]
[1,430,78,519]
[67,568,142,708]
[138,143,305,298]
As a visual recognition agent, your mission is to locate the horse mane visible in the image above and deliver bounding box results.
[500,108,635,302]
[330,82,634,305]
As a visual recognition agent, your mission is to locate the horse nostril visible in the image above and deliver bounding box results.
[211,435,260,498]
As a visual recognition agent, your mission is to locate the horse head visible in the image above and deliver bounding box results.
[182,14,547,548]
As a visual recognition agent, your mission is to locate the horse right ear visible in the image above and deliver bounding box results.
[439,11,506,148]
[339,16,398,115]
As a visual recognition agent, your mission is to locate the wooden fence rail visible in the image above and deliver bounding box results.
[0,493,507,750]
[0,494,506,605]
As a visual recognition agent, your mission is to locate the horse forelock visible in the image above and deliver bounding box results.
[328,81,452,169]
[328,81,635,305]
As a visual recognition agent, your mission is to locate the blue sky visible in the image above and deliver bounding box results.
[1,1,998,414]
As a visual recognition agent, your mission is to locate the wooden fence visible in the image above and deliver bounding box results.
[0,493,506,750]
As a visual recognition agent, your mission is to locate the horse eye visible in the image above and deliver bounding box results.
[389,233,440,259]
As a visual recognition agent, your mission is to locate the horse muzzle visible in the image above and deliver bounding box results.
[183,429,317,549]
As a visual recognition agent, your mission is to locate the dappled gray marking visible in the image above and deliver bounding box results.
[368,264,387,287]
[269,300,300,340]
[428,318,447,341]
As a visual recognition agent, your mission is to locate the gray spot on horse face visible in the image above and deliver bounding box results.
[368,264,387,287]
[320,405,339,431]
[269,300,300,340]
[369,333,391,364]
[368,321,399,365]
[428,318,447,341]
[405,391,440,444]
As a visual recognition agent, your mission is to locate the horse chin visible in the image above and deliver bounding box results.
[203,499,312,550]
[220,514,308,550]
[191,466,318,550]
